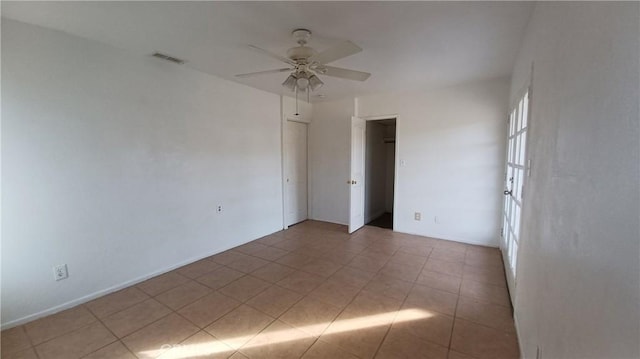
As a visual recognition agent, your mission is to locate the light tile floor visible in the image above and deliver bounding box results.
[1,221,520,359]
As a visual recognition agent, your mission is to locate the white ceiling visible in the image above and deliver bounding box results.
[2,1,534,102]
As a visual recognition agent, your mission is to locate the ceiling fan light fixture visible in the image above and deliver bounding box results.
[296,76,310,91]
[308,74,324,91]
[282,74,297,91]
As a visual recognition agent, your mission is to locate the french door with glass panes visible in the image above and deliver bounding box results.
[502,90,529,298]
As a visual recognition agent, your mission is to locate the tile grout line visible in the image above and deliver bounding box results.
[136,271,193,298]
[5,224,512,359]
[19,324,42,359]
[276,232,393,359]
[30,307,121,359]
[177,328,239,358]
[246,222,352,357]
[115,304,176,355]
[88,288,153,317]
[79,304,139,358]
[288,226,507,358]
[446,248,468,354]
[237,235,372,358]
[371,244,433,358]
[85,302,116,333]
[25,313,98,349]
[192,249,303,357]
[6,227,284,357]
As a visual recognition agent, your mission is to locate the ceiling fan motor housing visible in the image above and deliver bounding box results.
[287,29,316,62]
[292,29,312,44]
[287,46,317,62]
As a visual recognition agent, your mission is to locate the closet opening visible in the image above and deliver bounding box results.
[364,118,396,229]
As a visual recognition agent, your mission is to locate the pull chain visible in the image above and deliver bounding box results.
[295,86,299,116]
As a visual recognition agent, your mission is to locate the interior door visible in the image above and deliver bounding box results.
[349,116,366,233]
[285,120,308,227]
[501,90,530,299]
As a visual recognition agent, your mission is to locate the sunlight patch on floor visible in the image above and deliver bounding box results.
[140,308,433,359]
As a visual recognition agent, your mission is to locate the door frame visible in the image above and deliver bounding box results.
[501,82,532,303]
[349,114,399,233]
[282,116,310,230]
[348,116,366,233]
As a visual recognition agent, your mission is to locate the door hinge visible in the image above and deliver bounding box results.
[500,227,504,237]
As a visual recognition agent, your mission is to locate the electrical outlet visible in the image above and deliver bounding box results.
[53,264,68,281]
[216,205,223,213]
[414,212,421,221]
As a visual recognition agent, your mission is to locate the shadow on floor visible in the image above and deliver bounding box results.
[367,212,393,229]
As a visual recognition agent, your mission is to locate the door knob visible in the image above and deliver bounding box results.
[504,190,512,195]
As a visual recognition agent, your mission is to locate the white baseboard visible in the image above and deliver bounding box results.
[392,228,500,248]
[308,215,348,227]
[514,311,525,358]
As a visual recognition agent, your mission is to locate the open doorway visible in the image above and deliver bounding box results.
[364,118,396,229]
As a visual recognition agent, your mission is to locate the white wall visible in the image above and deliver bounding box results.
[357,79,509,246]
[364,121,387,223]
[308,99,354,225]
[509,3,640,358]
[1,20,284,327]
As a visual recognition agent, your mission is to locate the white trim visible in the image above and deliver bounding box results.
[280,97,287,230]
[360,114,398,121]
[282,118,309,228]
[501,81,532,305]
[392,116,400,232]
[502,246,517,303]
[286,116,311,124]
[348,119,353,232]
[393,229,500,248]
[514,311,525,358]
[348,116,362,233]
[281,95,312,230]
[359,114,399,231]
[308,216,349,227]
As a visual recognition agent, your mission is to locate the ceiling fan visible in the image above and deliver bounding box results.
[235,29,371,93]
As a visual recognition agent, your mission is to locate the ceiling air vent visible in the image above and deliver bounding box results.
[152,52,186,65]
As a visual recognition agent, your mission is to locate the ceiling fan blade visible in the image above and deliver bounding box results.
[310,41,362,65]
[235,68,292,78]
[247,45,295,65]
[321,66,371,81]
